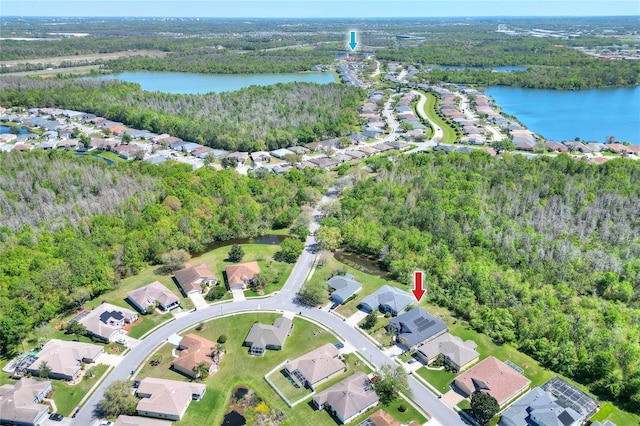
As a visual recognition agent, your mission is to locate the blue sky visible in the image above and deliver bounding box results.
[2,1,639,18]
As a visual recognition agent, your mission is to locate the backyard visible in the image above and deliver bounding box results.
[189,243,294,296]
[136,313,424,426]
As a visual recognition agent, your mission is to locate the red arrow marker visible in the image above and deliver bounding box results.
[412,270,425,302]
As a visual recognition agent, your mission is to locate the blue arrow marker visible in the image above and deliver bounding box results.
[348,31,358,51]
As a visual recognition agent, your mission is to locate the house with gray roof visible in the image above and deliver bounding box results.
[359,285,413,316]
[387,308,447,350]
[270,148,295,159]
[78,303,138,342]
[500,387,583,426]
[127,281,180,313]
[284,343,345,390]
[243,317,292,356]
[28,339,104,381]
[416,333,479,372]
[313,372,378,424]
[0,378,52,426]
[327,273,362,304]
[288,145,309,155]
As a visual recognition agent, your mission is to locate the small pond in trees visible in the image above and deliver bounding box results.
[335,249,388,277]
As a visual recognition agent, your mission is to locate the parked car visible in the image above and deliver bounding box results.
[100,421,114,426]
[335,342,344,349]
[408,359,416,364]
[49,413,64,421]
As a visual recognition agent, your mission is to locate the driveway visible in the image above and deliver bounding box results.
[442,389,465,408]
[345,310,367,327]
[188,293,208,309]
[231,289,246,301]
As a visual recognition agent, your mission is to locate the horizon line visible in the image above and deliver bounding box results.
[4,15,639,18]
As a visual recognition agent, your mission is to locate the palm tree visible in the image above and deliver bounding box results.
[193,361,209,380]
[150,353,163,367]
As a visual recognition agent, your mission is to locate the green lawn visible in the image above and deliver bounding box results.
[188,243,294,296]
[416,367,457,394]
[136,313,423,426]
[266,368,313,403]
[95,150,126,162]
[128,312,174,339]
[52,364,109,416]
[418,91,459,144]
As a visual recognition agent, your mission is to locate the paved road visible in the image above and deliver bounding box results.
[75,179,465,426]
[412,90,444,143]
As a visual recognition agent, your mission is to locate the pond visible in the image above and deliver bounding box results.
[0,125,28,135]
[84,71,337,94]
[222,410,246,426]
[485,85,640,144]
[334,249,388,277]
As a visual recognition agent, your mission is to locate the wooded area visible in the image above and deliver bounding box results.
[0,77,365,151]
[323,152,640,412]
[0,151,328,354]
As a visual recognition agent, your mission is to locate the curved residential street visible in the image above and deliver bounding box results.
[74,188,465,426]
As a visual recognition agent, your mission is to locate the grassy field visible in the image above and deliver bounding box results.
[136,313,423,426]
[418,91,459,144]
[52,364,109,416]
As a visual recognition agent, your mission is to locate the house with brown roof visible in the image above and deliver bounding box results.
[136,378,206,421]
[28,339,104,381]
[313,372,379,424]
[225,261,260,290]
[367,409,400,426]
[416,333,479,372]
[173,264,217,295]
[607,143,633,155]
[454,356,531,407]
[114,415,172,426]
[243,316,292,356]
[172,334,220,379]
[127,281,180,313]
[284,343,346,390]
[112,144,142,160]
[0,378,52,426]
[78,303,138,342]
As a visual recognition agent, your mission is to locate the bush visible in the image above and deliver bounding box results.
[218,335,227,344]
[205,285,227,301]
[398,404,407,413]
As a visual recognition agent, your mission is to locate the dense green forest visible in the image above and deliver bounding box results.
[0,150,329,353]
[379,34,640,89]
[107,49,333,74]
[320,152,640,412]
[0,77,365,151]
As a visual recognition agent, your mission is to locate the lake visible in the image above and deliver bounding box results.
[86,71,337,94]
[485,86,640,144]
[0,125,28,135]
